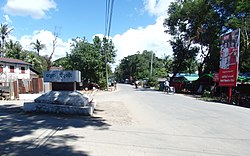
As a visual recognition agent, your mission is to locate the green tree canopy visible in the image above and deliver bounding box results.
[115,50,172,82]
[0,23,13,57]
[164,0,250,75]
[5,40,22,59]
[30,39,46,56]
[53,36,116,89]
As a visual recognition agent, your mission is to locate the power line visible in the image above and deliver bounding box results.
[104,0,115,90]
[107,0,114,38]
[105,0,110,36]
[105,0,114,38]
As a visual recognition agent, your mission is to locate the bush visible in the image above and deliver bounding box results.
[147,77,158,87]
[99,78,107,90]
[202,90,211,97]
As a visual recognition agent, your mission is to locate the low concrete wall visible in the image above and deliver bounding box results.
[23,102,93,116]
[19,94,42,101]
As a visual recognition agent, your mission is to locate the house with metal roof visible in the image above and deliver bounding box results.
[0,57,32,83]
[0,58,38,99]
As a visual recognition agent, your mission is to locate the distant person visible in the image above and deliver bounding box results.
[135,80,139,89]
[164,79,170,93]
[113,80,117,90]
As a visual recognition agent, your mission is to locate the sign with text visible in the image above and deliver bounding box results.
[213,73,219,82]
[219,29,240,87]
[44,70,81,82]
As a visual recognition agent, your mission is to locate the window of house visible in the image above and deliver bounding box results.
[10,66,14,73]
[0,64,3,73]
[21,67,25,74]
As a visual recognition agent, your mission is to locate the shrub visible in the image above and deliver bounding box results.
[202,90,211,97]
[147,77,158,87]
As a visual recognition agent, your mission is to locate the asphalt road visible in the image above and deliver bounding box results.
[1,84,250,156]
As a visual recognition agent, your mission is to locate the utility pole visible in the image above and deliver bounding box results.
[104,0,114,90]
[105,48,109,90]
[150,51,153,78]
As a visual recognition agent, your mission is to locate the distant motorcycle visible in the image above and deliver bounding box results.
[164,86,175,95]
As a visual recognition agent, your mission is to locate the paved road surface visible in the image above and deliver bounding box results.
[1,84,250,155]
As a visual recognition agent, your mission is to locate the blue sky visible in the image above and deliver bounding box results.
[0,0,173,64]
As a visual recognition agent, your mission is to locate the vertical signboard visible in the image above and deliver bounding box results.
[219,29,240,87]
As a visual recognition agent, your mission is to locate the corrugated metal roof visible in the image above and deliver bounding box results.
[184,76,199,82]
[0,57,31,66]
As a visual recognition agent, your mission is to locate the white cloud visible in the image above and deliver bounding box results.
[109,0,174,67]
[143,0,172,17]
[113,16,172,63]
[19,30,72,61]
[3,14,12,23]
[2,0,56,19]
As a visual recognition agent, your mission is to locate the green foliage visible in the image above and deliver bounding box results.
[115,50,172,82]
[30,39,46,56]
[52,56,71,69]
[0,23,47,75]
[202,90,211,98]
[4,38,47,75]
[0,23,14,56]
[5,40,22,59]
[165,0,220,76]
[21,51,48,75]
[170,38,199,76]
[98,78,107,90]
[68,38,102,82]
[147,77,158,87]
[53,36,116,89]
[164,0,250,75]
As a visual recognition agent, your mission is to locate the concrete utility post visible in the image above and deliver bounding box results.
[105,52,109,90]
[150,51,153,78]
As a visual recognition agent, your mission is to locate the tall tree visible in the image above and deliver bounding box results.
[21,51,47,75]
[30,39,46,56]
[170,37,199,77]
[95,36,116,88]
[223,0,250,72]
[0,23,13,57]
[53,36,116,89]
[69,38,102,82]
[5,40,22,59]
[164,0,250,75]
[115,50,169,82]
[162,55,173,74]
[164,0,223,76]
[46,27,60,70]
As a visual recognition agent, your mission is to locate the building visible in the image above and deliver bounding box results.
[0,57,31,83]
[171,73,199,93]
[0,58,42,99]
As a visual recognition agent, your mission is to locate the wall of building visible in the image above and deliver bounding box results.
[0,62,30,82]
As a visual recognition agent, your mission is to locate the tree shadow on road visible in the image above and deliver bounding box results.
[0,103,111,155]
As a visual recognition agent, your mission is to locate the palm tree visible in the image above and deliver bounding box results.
[30,39,46,56]
[5,40,22,59]
[0,23,14,57]
[24,52,44,71]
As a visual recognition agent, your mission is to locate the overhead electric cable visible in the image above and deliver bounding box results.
[105,0,110,36]
[105,0,114,38]
[104,0,115,90]
[107,0,114,38]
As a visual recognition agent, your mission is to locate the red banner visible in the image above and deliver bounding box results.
[213,73,219,82]
[219,29,240,87]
